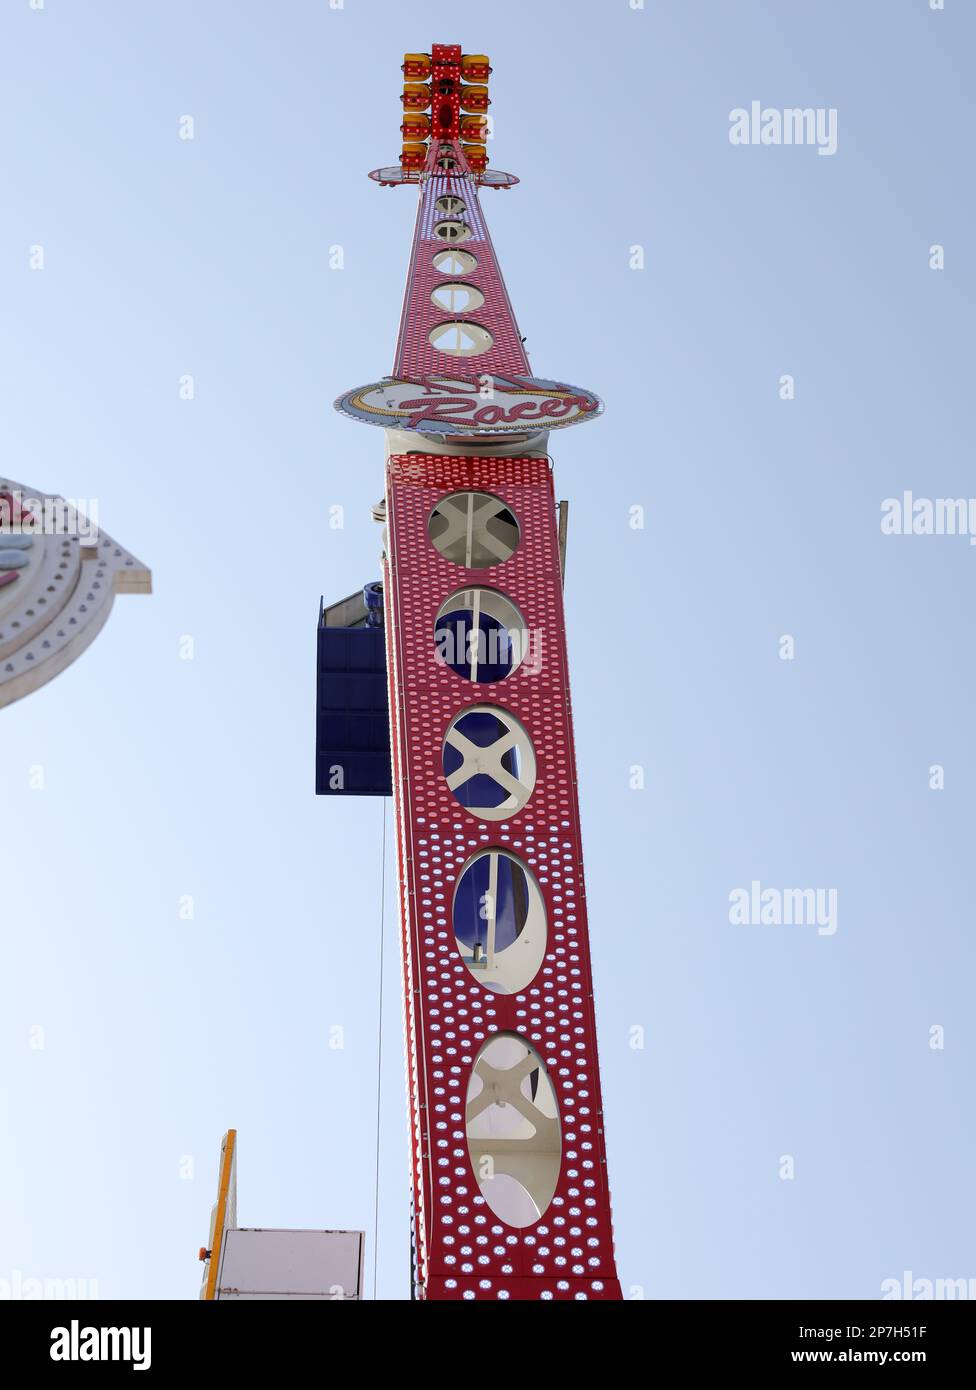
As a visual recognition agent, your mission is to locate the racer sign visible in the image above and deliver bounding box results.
[335,373,602,436]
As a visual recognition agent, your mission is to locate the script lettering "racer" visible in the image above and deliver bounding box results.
[396,391,597,430]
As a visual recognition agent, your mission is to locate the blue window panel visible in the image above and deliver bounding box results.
[434,610,515,683]
[442,710,519,809]
[453,854,530,954]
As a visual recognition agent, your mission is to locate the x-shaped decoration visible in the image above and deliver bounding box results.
[466,1050,558,1144]
[431,493,516,566]
[444,712,534,816]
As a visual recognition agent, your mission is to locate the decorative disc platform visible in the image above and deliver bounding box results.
[369,166,518,189]
[335,373,602,437]
[0,477,151,708]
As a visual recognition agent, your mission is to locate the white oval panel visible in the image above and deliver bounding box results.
[430,282,485,314]
[465,1034,561,1227]
[432,249,478,275]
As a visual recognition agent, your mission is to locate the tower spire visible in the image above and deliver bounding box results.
[392,143,530,380]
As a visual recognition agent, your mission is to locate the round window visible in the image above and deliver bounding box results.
[435,195,465,215]
[434,587,527,683]
[428,491,519,568]
[442,705,536,821]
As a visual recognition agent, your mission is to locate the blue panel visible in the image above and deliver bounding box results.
[315,620,392,796]
[453,854,529,953]
[434,610,515,683]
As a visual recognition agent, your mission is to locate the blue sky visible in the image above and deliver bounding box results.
[1,0,973,1299]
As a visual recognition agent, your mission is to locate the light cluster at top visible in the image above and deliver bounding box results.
[400,44,491,173]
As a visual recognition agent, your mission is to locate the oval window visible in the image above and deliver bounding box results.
[430,282,484,314]
[435,194,465,215]
[432,249,478,276]
[433,220,471,243]
[428,491,519,568]
[453,849,546,993]
[442,705,536,820]
[434,587,526,683]
[466,1034,561,1227]
[428,320,493,356]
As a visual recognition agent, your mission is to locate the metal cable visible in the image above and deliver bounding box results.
[372,797,387,1299]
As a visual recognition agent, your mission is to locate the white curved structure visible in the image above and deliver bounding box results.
[0,476,150,709]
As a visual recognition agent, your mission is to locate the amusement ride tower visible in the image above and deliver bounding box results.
[200,42,621,1305]
[334,44,622,1303]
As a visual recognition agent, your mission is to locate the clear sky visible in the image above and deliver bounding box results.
[1,0,972,1300]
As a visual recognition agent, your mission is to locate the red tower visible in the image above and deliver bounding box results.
[336,44,622,1302]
